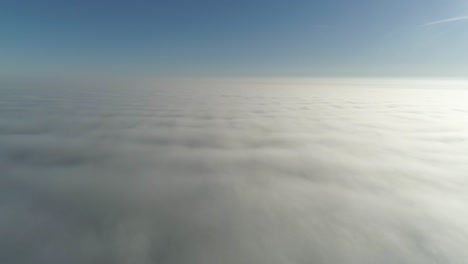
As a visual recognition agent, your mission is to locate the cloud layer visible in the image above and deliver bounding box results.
[1,78,468,264]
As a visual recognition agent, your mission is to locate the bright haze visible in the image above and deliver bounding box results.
[1,1,468,264]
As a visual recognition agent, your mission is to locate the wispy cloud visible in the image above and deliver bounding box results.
[422,16,468,26]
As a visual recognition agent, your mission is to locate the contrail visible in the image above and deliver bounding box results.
[423,16,468,26]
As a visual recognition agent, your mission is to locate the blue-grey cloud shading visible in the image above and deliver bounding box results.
[1,78,468,263]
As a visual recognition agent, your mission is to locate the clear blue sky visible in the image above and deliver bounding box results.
[1,0,468,77]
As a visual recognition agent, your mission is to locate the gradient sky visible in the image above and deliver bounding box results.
[1,0,468,77]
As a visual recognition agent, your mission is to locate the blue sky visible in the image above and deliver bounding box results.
[1,0,468,77]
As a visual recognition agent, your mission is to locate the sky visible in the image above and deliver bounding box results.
[1,0,468,78]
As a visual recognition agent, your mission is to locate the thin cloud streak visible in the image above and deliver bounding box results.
[423,16,468,26]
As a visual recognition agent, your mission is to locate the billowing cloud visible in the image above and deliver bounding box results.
[1,78,468,264]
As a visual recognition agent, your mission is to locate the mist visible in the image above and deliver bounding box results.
[1,78,468,264]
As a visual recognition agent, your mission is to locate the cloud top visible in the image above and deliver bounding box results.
[1,78,468,263]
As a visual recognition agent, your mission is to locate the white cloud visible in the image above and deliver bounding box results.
[422,16,468,26]
[1,78,468,263]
